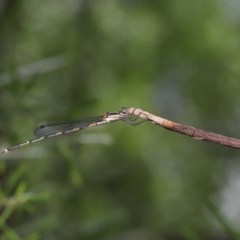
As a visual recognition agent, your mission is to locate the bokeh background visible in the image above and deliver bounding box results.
[1,0,240,239]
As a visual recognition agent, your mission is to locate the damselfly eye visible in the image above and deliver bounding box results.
[121,106,127,113]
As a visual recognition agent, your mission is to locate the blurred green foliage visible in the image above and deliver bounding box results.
[1,0,240,239]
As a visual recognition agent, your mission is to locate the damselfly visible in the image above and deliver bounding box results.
[2,108,129,154]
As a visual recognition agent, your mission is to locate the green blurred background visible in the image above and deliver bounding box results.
[1,0,240,239]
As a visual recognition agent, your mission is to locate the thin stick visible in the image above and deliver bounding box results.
[126,107,240,149]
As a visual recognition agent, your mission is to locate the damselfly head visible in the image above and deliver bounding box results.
[120,106,128,114]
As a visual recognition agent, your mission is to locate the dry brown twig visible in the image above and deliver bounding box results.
[127,107,240,149]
